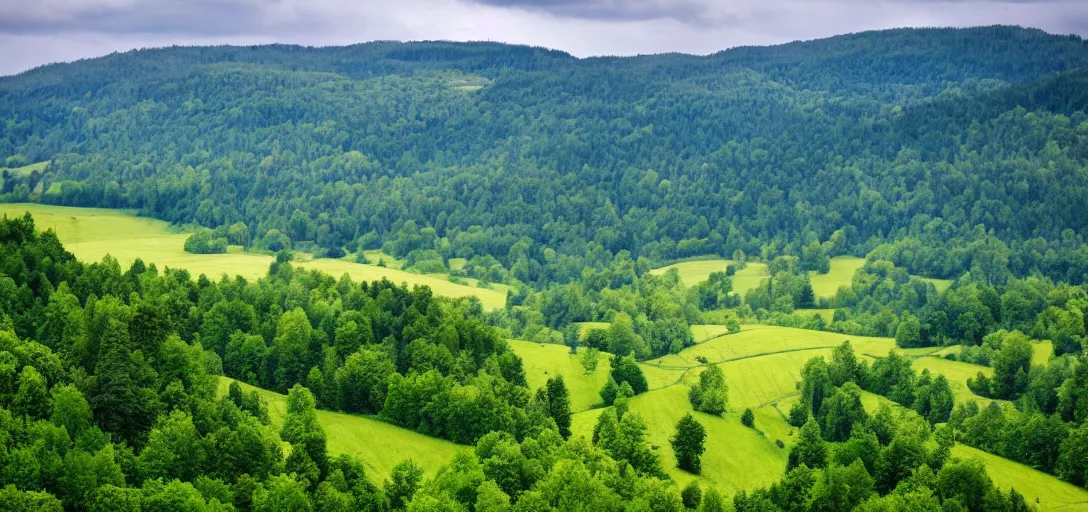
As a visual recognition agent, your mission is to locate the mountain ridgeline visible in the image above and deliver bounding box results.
[3,26,1088,288]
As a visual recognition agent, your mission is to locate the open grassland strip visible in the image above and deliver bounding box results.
[641,346,844,392]
[217,377,466,481]
[0,203,507,310]
[952,445,1088,511]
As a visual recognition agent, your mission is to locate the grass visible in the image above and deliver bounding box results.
[507,339,611,413]
[919,277,953,293]
[0,203,507,310]
[570,385,791,496]
[4,160,49,176]
[951,445,1088,511]
[651,255,954,298]
[217,377,465,481]
[650,325,896,370]
[649,259,768,295]
[911,357,1006,408]
[691,324,731,343]
[1033,341,1054,367]
[809,256,865,298]
[793,308,835,324]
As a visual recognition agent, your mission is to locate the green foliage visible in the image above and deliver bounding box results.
[608,354,648,396]
[579,347,600,374]
[670,413,707,474]
[545,376,572,439]
[688,364,728,416]
[183,230,228,255]
[741,408,755,428]
[385,459,423,510]
[789,419,828,470]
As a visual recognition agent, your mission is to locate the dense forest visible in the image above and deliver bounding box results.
[3,26,1088,289]
[4,24,1088,511]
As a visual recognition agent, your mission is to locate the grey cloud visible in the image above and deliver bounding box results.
[1,0,1087,76]
[466,0,712,23]
[0,0,322,36]
[466,0,1087,27]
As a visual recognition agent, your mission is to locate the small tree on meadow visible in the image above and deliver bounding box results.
[580,347,600,374]
[689,364,728,415]
[671,413,707,474]
[741,408,755,428]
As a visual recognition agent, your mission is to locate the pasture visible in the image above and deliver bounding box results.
[217,377,464,481]
[651,255,954,299]
[951,445,1088,511]
[809,256,865,298]
[0,203,507,310]
[911,356,1005,407]
[570,385,791,496]
[4,160,49,177]
[508,339,612,412]
[649,259,768,295]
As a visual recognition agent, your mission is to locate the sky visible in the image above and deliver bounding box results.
[2,0,1087,76]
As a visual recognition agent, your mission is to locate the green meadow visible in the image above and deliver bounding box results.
[508,339,612,413]
[951,445,1088,511]
[0,203,508,310]
[650,259,769,295]
[217,378,465,481]
[809,256,866,298]
[570,385,792,497]
[4,160,49,177]
[653,255,953,298]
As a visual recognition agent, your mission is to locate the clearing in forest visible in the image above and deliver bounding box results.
[652,256,953,298]
[217,378,465,481]
[0,203,507,309]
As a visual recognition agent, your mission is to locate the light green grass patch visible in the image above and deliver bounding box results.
[447,257,467,271]
[662,324,896,368]
[362,250,404,269]
[793,308,835,324]
[298,258,507,310]
[0,203,506,310]
[911,357,1005,407]
[809,256,865,298]
[649,259,768,295]
[1033,341,1053,367]
[572,385,789,496]
[575,322,611,337]
[691,324,730,343]
[918,277,953,293]
[5,160,49,176]
[507,339,612,413]
[217,377,465,481]
[951,445,1088,511]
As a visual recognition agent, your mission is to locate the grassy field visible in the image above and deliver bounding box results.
[217,377,464,481]
[651,256,953,299]
[0,203,507,310]
[911,357,1005,407]
[793,308,835,324]
[952,445,1088,511]
[570,385,791,496]
[809,256,865,298]
[508,339,611,413]
[1033,341,1054,367]
[4,160,49,177]
[919,277,954,293]
[650,325,896,369]
[649,259,768,295]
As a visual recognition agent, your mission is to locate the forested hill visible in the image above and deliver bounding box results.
[3,26,1088,287]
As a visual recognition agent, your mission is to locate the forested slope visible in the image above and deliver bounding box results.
[2,26,1088,287]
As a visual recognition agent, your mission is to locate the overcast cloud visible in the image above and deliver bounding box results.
[1,0,1087,76]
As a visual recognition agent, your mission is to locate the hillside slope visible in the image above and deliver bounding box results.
[2,27,1087,286]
